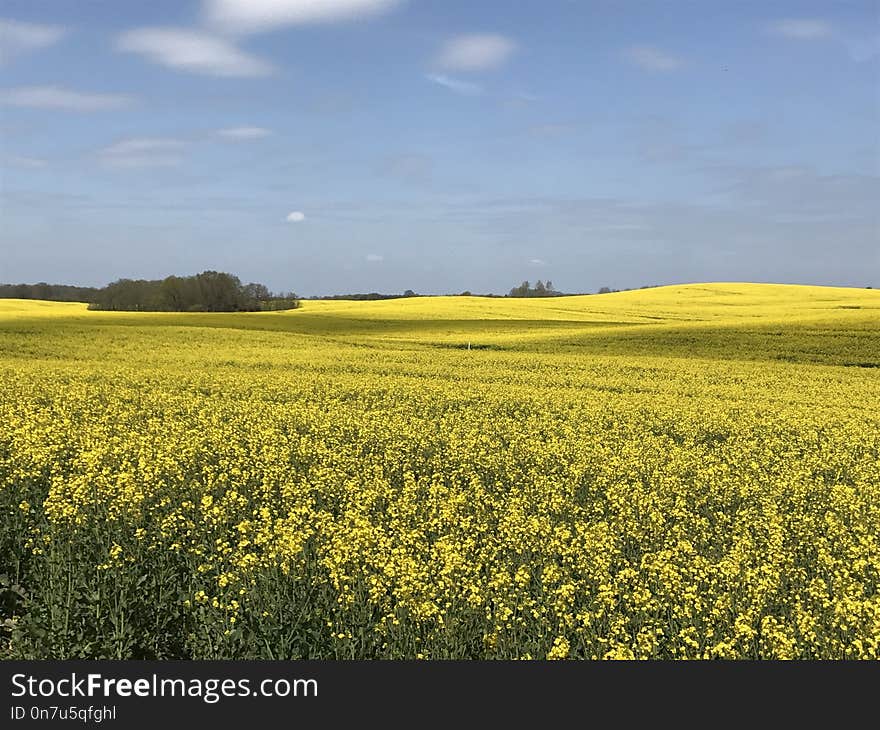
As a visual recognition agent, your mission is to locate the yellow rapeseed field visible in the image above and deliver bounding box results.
[1,283,878,659]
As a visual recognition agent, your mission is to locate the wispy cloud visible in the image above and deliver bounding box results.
[5,155,49,169]
[528,258,546,266]
[846,34,880,63]
[286,211,306,222]
[766,19,834,40]
[0,18,67,64]
[381,153,433,186]
[217,126,272,140]
[0,85,134,111]
[765,20,877,63]
[99,137,186,169]
[116,28,274,77]
[434,33,516,71]
[203,0,403,35]
[365,253,383,262]
[624,45,685,72]
[503,92,539,109]
[425,74,482,95]
[529,124,575,137]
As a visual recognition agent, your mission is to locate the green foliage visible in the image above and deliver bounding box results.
[85,271,300,312]
[2,273,300,313]
[0,283,100,302]
[314,291,419,301]
[508,280,560,298]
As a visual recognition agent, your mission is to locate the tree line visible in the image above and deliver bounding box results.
[0,283,100,302]
[508,280,561,298]
[310,289,419,301]
[88,271,299,311]
[0,272,299,312]
[2,275,669,307]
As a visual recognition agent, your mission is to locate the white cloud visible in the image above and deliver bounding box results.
[99,137,186,169]
[365,253,383,262]
[0,85,134,111]
[528,258,546,266]
[600,223,650,232]
[6,156,48,169]
[624,46,685,72]
[217,126,272,139]
[529,124,574,137]
[766,19,834,40]
[0,18,66,64]
[503,92,538,109]
[382,153,432,185]
[425,74,482,95]
[847,34,880,62]
[286,211,306,222]
[434,34,516,71]
[765,20,876,62]
[766,20,878,63]
[116,27,273,77]
[204,0,403,35]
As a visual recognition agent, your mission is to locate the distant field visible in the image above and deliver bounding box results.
[1,283,878,659]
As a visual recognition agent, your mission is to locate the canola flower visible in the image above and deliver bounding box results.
[0,283,878,659]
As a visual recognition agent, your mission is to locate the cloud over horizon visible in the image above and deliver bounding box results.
[217,126,273,139]
[425,74,482,95]
[0,2,876,294]
[99,137,186,168]
[5,156,49,169]
[203,0,403,35]
[623,45,685,72]
[766,19,834,40]
[624,46,685,72]
[0,85,134,111]
[0,18,66,65]
[116,27,274,77]
[433,33,516,71]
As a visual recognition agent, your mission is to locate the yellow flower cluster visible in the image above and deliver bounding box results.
[1,283,878,659]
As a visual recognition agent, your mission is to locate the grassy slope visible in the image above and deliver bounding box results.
[1,282,878,366]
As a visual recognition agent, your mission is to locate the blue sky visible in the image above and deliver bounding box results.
[1,0,878,295]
